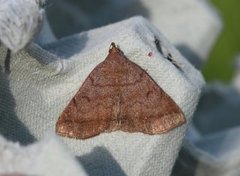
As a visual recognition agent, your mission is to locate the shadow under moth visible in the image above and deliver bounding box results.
[56,43,186,139]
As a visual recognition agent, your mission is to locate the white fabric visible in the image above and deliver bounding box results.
[139,0,222,61]
[0,134,87,176]
[180,84,240,176]
[0,16,204,175]
[0,0,44,53]
[34,14,56,46]
[46,0,222,68]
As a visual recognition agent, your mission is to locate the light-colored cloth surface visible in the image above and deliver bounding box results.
[47,0,222,69]
[0,134,87,176]
[34,14,56,46]
[174,84,240,176]
[0,16,204,175]
[0,0,44,53]
[134,0,222,67]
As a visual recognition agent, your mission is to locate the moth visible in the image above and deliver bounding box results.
[56,43,186,139]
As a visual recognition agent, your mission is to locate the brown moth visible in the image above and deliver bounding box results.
[56,43,186,139]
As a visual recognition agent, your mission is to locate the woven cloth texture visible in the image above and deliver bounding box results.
[0,16,204,176]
